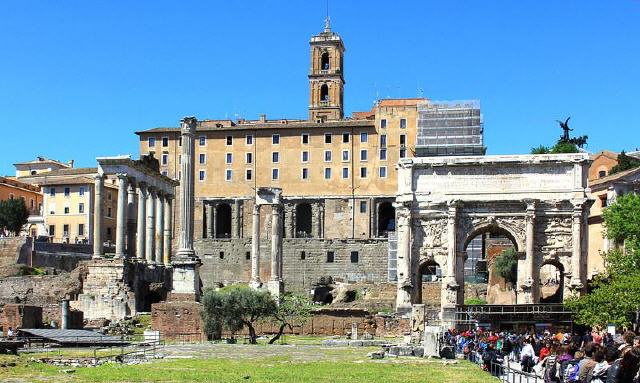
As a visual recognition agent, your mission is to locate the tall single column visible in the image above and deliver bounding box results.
[163,195,173,265]
[250,203,262,287]
[570,201,585,293]
[205,202,214,239]
[155,192,165,265]
[175,117,197,259]
[270,205,282,281]
[444,201,459,306]
[395,203,412,310]
[145,187,156,264]
[114,174,128,259]
[136,182,147,260]
[92,174,105,259]
[522,200,537,303]
[126,181,137,258]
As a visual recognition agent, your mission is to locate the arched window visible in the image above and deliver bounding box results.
[320,84,329,102]
[295,203,312,238]
[321,52,330,70]
[215,203,232,238]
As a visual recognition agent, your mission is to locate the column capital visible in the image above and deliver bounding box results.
[147,186,157,196]
[94,173,105,182]
[116,173,128,180]
[180,116,197,135]
[137,180,147,189]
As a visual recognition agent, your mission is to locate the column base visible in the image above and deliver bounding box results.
[249,278,263,290]
[92,255,103,260]
[171,258,201,301]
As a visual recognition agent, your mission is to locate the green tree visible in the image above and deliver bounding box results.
[531,145,550,154]
[268,293,314,344]
[550,142,579,154]
[0,198,30,235]
[566,194,640,329]
[611,151,640,175]
[493,248,518,286]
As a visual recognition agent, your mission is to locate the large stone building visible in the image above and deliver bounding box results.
[135,22,481,293]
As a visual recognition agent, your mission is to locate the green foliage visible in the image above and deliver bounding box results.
[269,293,315,344]
[567,194,640,328]
[531,145,550,154]
[610,151,640,175]
[201,285,277,344]
[493,248,518,285]
[550,142,579,154]
[0,198,29,235]
[464,298,487,305]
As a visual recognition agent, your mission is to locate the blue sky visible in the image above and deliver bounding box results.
[1,1,639,175]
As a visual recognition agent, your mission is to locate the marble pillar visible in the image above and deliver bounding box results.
[163,195,172,265]
[395,203,412,310]
[270,205,282,281]
[126,181,136,258]
[136,182,147,260]
[250,203,262,288]
[146,187,156,264]
[570,202,585,293]
[205,202,214,239]
[114,174,128,259]
[522,200,537,303]
[92,174,105,259]
[155,192,165,265]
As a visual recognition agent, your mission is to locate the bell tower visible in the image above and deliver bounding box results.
[308,17,345,121]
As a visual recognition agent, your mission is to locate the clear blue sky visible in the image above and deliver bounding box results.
[1,1,639,175]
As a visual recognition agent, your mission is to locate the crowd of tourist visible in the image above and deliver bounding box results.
[443,328,640,383]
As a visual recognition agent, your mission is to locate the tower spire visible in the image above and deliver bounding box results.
[324,0,331,32]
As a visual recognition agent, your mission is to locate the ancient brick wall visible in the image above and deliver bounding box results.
[151,301,205,341]
[1,304,42,335]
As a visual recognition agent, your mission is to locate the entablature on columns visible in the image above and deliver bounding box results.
[97,156,178,197]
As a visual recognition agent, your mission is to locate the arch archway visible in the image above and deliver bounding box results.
[321,52,330,70]
[417,259,442,305]
[295,203,312,238]
[539,261,564,303]
[215,203,232,238]
[377,202,395,237]
[320,84,329,102]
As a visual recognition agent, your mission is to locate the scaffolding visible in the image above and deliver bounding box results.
[416,100,485,157]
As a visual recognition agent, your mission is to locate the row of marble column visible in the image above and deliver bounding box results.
[93,173,173,265]
[250,203,283,287]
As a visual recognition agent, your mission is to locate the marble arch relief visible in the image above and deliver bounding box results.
[394,154,592,323]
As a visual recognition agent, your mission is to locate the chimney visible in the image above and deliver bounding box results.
[67,160,74,168]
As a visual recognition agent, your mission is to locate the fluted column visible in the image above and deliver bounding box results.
[155,192,165,265]
[92,174,105,259]
[270,205,282,281]
[163,195,173,265]
[146,187,156,264]
[444,201,459,307]
[522,200,537,303]
[126,181,136,258]
[114,174,128,259]
[570,201,585,293]
[175,117,196,259]
[136,182,147,260]
[395,203,412,310]
[250,203,261,287]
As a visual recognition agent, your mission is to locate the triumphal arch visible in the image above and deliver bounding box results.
[394,154,592,322]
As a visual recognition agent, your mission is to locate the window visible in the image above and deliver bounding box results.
[324,133,332,144]
[360,167,368,178]
[300,251,306,260]
[302,133,309,144]
[272,152,280,163]
[79,187,85,196]
[379,166,387,178]
[219,251,225,259]
[324,150,332,162]
[600,195,607,208]
[400,118,407,129]
[342,132,350,143]
[246,169,253,181]
[162,137,169,147]
[64,206,70,214]
[360,149,368,161]
[226,153,233,164]
[359,201,367,213]
[360,132,368,143]
[107,207,112,218]
[326,251,335,263]
[246,251,251,260]
[199,153,206,164]
[199,170,206,181]
[302,168,309,180]
[226,135,233,146]
[78,224,84,236]
[350,251,359,263]
[148,137,156,147]
[342,150,349,162]
[162,153,169,165]
[246,135,253,145]
[380,119,387,129]
[161,171,168,176]
[30,199,34,209]
[324,168,332,179]
[272,168,279,180]
[301,151,309,163]
[64,187,70,197]
[400,134,406,146]
[400,148,407,158]
[179,136,182,146]
[599,170,607,178]
[79,203,84,213]
[380,148,387,160]
[108,192,112,201]
[50,188,55,196]
[49,225,55,236]
[246,152,253,164]
[199,136,206,146]
[272,134,280,145]
[63,224,69,237]
[380,134,387,148]
[8,193,14,200]
[225,169,232,181]
[342,167,349,179]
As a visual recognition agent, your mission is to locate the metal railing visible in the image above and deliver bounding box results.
[489,361,543,383]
